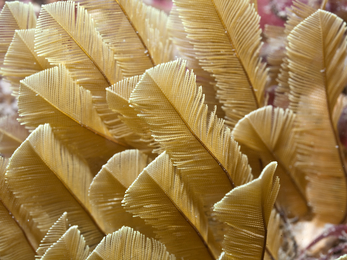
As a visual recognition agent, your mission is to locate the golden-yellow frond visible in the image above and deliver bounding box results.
[36,1,121,88]
[0,156,43,251]
[35,1,124,137]
[0,157,36,260]
[6,124,104,247]
[106,77,160,153]
[89,149,154,236]
[1,29,52,95]
[77,0,172,76]
[167,5,223,118]
[0,1,36,65]
[275,0,316,108]
[123,152,218,259]
[232,106,309,218]
[129,60,252,208]
[174,0,267,128]
[39,226,89,260]
[36,212,69,257]
[213,162,280,260]
[18,65,127,173]
[265,210,282,260]
[287,10,347,223]
[87,226,176,260]
[0,114,29,157]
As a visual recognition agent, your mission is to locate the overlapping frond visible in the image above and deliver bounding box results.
[129,60,253,209]
[287,10,347,223]
[78,0,172,76]
[174,0,267,128]
[18,65,127,173]
[123,152,218,259]
[0,157,36,260]
[88,149,154,236]
[5,124,104,247]
[0,156,43,252]
[0,114,29,157]
[275,0,316,108]
[0,1,36,65]
[39,226,89,260]
[232,106,308,217]
[106,76,159,153]
[167,5,223,117]
[35,1,126,138]
[36,212,69,257]
[87,226,176,260]
[213,162,280,260]
[1,29,52,95]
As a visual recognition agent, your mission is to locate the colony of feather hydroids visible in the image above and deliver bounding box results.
[0,0,346,259]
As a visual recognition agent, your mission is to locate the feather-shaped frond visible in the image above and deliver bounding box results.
[0,157,36,260]
[0,200,35,259]
[265,210,282,260]
[0,114,29,157]
[39,226,89,260]
[167,5,223,117]
[36,212,69,257]
[174,0,267,128]
[36,1,121,88]
[87,226,176,260]
[35,1,125,138]
[275,0,316,108]
[18,65,127,173]
[6,124,104,247]
[1,29,52,95]
[129,60,253,208]
[232,106,309,217]
[287,10,347,223]
[0,156,43,251]
[78,0,172,76]
[89,149,154,236]
[0,1,36,65]
[213,162,280,260]
[106,76,159,153]
[123,152,219,259]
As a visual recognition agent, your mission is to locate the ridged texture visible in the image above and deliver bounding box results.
[129,60,253,209]
[174,0,267,128]
[0,1,36,65]
[18,65,127,173]
[36,212,69,257]
[287,10,347,223]
[6,124,104,248]
[35,1,128,140]
[88,149,154,236]
[167,5,223,118]
[87,226,176,260]
[275,0,316,108]
[0,157,36,260]
[0,114,29,157]
[123,152,218,259]
[232,106,309,218]
[78,0,173,76]
[39,226,89,260]
[1,29,52,95]
[106,76,160,154]
[213,162,280,260]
